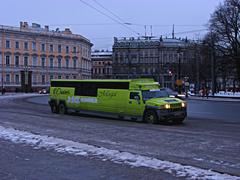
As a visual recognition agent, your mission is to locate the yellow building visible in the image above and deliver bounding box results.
[0,22,92,92]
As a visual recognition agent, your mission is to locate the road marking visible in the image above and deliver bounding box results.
[0,125,239,180]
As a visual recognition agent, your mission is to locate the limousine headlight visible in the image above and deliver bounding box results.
[164,104,171,109]
[181,102,186,108]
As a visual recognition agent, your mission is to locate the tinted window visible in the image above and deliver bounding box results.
[142,89,168,101]
[51,81,129,97]
[130,92,140,99]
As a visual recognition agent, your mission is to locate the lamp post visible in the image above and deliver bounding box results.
[1,29,4,95]
[1,52,3,95]
[177,47,182,94]
[1,69,3,95]
[24,65,29,93]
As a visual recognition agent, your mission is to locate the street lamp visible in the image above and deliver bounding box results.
[177,47,182,94]
[24,65,29,93]
[1,30,5,95]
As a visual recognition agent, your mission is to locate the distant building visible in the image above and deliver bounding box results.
[112,36,197,88]
[91,50,112,79]
[0,22,92,92]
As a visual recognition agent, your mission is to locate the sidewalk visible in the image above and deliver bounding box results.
[188,95,240,102]
[0,93,42,101]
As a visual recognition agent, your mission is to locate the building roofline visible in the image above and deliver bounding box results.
[0,24,93,46]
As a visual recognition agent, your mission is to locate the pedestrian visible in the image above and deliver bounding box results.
[202,88,206,98]
[206,87,209,99]
[2,87,6,95]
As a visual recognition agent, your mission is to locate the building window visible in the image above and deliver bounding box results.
[73,59,77,69]
[24,42,28,50]
[66,46,69,54]
[58,75,61,79]
[66,75,69,79]
[50,44,54,52]
[15,41,19,49]
[15,74,20,84]
[66,58,69,68]
[58,45,61,53]
[15,56,19,67]
[24,57,28,66]
[6,74,10,84]
[32,56,37,67]
[73,46,77,53]
[50,58,54,68]
[6,40,10,49]
[41,44,45,52]
[41,75,45,84]
[41,57,45,67]
[5,55,10,66]
[58,58,62,68]
[32,74,37,85]
[73,75,76,79]
[50,75,54,80]
[32,42,36,51]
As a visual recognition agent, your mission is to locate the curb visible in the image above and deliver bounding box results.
[187,96,240,102]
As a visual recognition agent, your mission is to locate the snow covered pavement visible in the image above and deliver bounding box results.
[0,93,43,102]
[0,125,239,180]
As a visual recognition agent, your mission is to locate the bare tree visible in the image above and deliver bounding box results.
[209,0,240,81]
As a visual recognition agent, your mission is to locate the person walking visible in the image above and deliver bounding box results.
[206,87,209,99]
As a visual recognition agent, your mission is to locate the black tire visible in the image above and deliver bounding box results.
[58,103,67,114]
[174,118,185,124]
[143,110,158,124]
[51,104,59,113]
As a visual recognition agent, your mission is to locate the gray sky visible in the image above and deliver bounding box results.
[0,0,223,50]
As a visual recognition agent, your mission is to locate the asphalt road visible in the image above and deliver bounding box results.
[0,95,240,179]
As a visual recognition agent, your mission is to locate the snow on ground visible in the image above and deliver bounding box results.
[0,93,42,101]
[0,125,239,180]
[215,91,240,97]
[188,91,240,98]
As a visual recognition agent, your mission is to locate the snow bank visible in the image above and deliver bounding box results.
[215,91,240,98]
[0,93,41,101]
[0,125,239,180]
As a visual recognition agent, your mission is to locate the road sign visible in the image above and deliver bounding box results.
[176,79,183,86]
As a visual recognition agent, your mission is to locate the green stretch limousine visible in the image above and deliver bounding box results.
[49,78,187,124]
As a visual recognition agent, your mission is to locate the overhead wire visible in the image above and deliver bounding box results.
[78,0,141,36]
[49,23,205,28]
[90,0,143,36]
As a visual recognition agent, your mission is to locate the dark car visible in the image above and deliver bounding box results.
[161,87,186,100]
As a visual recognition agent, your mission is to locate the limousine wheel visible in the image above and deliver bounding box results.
[51,104,58,113]
[59,103,67,114]
[174,118,184,124]
[144,110,158,124]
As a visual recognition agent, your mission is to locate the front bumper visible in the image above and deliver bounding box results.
[156,108,187,122]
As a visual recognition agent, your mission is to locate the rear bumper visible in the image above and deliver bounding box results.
[156,108,187,122]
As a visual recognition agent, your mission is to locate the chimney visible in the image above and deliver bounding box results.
[24,22,29,28]
[45,25,49,31]
[20,22,29,29]
[63,28,72,34]
[20,21,23,28]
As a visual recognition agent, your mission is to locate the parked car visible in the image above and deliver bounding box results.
[38,88,47,94]
[161,87,186,100]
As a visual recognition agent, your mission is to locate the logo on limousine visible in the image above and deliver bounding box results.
[99,90,117,98]
[53,88,70,95]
